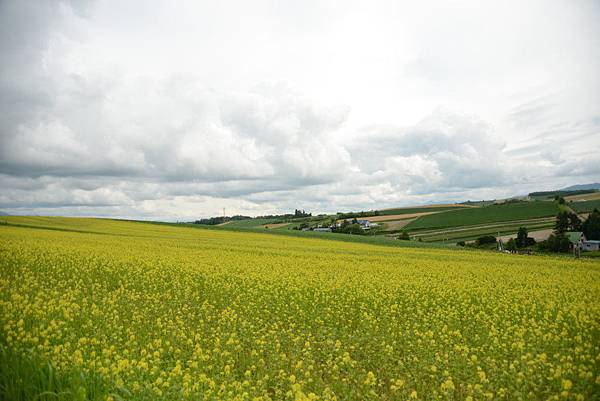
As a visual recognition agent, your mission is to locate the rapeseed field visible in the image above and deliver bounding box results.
[1,217,599,400]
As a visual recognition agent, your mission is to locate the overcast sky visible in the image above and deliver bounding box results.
[1,0,599,220]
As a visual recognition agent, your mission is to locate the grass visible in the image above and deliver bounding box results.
[377,206,469,216]
[216,218,283,228]
[405,201,560,231]
[0,343,112,401]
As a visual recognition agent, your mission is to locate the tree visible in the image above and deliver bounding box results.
[554,211,580,233]
[506,238,517,252]
[476,235,497,246]
[542,233,571,253]
[397,231,410,240]
[516,227,528,248]
[568,213,582,232]
[554,211,570,233]
[582,208,600,240]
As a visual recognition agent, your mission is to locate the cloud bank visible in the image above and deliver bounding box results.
[1,0,599,220]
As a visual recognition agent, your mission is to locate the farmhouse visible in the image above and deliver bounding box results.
[582,240,600,252]
[357,219,371,229]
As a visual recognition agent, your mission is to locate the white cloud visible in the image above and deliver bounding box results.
[0,0,599,219]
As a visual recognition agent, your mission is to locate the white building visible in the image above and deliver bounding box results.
[582,240,600,252]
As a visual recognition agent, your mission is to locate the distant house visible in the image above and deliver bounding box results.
[313,227,332,232]
[582,240,600,252]
[357,219,371,229]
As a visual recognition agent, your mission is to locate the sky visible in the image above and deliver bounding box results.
[1,0,599,221]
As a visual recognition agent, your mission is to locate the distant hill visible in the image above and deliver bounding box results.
[0,211,9,216]
[560,183,600,191]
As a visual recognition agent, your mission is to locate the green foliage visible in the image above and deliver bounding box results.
[336,210,379,219]
[476,235,497,246]
[514,227,535,248]
[405,202,559,231]
[194,215,251,225]
[539,233,571,253]
[505,238,516,252]
[554,211,581,233]
[582,209,600,240]
[516,227,528,248]
[571,200,600,213]
[397,231,410,240]
[0,344,111,401]
[337,223,364,235]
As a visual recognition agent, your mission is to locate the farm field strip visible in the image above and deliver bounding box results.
[409,216,555,234]
[571,200,600,213]
[345,212,440,223]
[408,217,555,237]
[376,205,475,215]
[405,202,560,231]
[419,223,555,243]
[412,220,555,243]
[1,217,599,401]
[565,192,600,202]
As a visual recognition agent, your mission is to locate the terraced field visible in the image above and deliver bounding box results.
[1,217,599,401]
[377,205,473,216]
[410,217,556,243]
[571,200,600,214]
[405,202,559,232]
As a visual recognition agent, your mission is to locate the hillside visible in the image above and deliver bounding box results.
[571,200,600,213]
[404,201,559,231]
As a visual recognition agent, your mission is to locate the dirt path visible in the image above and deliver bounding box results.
[497,228,553,242]
[382,219,415,231]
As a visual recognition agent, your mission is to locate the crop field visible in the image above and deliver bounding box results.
[564,192,600,202]
[1,217,599,401]
[218,218,283,228]
[376,206,472,216]
[571,200,600,214]
[405,202,559,232]
[409,217,556,243]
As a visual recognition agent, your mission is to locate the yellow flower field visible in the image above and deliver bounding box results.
[1,217,599,400]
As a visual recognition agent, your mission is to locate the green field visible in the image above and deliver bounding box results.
[377,206,468,216]
[571,200,600,213]
[411,218,555,243]
[1,217,599,401]
[405,201,560,232]
[218,218,284,228]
